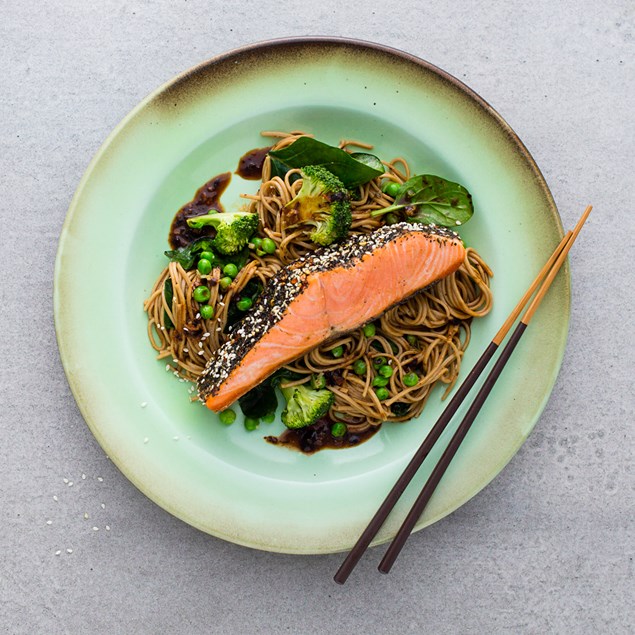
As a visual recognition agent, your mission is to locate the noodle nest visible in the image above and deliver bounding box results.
[144,132,493,432]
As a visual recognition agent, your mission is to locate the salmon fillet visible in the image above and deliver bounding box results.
[199,223,466,411]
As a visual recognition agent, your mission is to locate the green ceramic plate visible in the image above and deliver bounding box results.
[54,38,568,554]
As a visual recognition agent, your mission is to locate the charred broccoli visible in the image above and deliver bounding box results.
[187,211,258,255]
[283,165,351,246]
[280,383,334,429]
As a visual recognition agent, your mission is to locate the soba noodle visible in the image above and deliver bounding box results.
[144,132,493,431]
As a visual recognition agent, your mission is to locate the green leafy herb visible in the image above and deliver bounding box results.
[164,239,249,272]
[164,236,215,270]
[349,152,384,174]
[390,402,410,417]
[238,380,278,419]
[237,369,302,419]
[269,137,383,187]
[372,175,474,227]
[225,278,263,329]
[163,278,174,330]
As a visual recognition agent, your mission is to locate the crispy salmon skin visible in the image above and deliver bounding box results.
[199,223,466,411]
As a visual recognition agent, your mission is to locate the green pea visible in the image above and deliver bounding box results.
[385,213,400,225]
[363,323,376,338]
[375,387,390,401]
[378,365,393,378]
[223,263,238,279]
[373,356,387,368]
[372,376,389,388]
[331,345,344,358]
[353,360,367,375]
[382,181,401,198]
[200,305,214,320]
[219,409,236,425]
[311,373,326,389]
[331,422,347,438]
[403,372,419,387]
[251,237,263,248]
[237,297,253,311]
[406,334,418,347]
[261,238,277,254]
[199,251,215,263]
[193,285,210,303]
[244,416,259,431]
[197,258,212,275]
[219,276,233,290]
[262,412,276,423]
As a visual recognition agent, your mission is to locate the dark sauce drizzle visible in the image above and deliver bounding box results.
[235,146,272,180]
[265,418,379,454]
[169,172,232,249]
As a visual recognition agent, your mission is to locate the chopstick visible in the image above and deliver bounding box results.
[376,204,592,574]
[334,205,591,584]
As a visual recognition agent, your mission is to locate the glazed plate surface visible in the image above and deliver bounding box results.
[54,38,568,553]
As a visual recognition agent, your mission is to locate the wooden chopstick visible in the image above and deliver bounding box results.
[334,208,590,585]
[376,205,592,574]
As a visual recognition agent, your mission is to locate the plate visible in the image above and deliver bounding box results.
[54,38,568,554]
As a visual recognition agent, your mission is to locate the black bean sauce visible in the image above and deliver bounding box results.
[235,146,272,180]
[169,172,231,249]
[265,418,379,454]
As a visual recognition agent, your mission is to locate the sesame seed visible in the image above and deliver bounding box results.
[196,312,201,319]
[197,351,204,355]
[97,477,103,482]
[140,402,148,408]
[165,364,171,371]
[63,478,68,484]
[93,526,99,531]
[53,496,58,502]
[55,550,61,556]
[46,520,52,525]
[81,474,86,480]
[66,549,73,554]
[105,525,111,531]
[183,348,189,353]
[143,437,149,444]
[173,436,179,441]
[101,503,105,509]
[84,512,89,519]
[68,482,73,487]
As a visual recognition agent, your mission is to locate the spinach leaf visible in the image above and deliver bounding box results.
[373,174,474,227]
[163,278,174,329]
[349,152,384,174]
[164,239,249,272]
[237,368,303,419]
[390,402,411,417]
[268,137,383,187]
[225,278,263,330]
[270,368,303,389]
[164,236,215,270]
[269,156,301,184]
[238,380,278,419]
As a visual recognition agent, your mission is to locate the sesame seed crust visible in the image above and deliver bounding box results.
[197,223,461,401]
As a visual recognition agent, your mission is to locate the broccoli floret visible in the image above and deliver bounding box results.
[280,383,334,429]
[283,165,351,246]
[187,211,259,255]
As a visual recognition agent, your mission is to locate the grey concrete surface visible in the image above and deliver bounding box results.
[1,1,633,633]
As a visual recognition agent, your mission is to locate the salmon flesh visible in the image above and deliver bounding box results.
[199,223,466,411]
